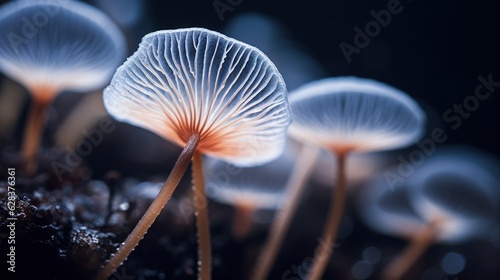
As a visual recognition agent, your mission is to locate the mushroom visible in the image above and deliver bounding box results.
[0,0,125,173]
[97,28,291,280]
[204,142,296,239]
[358,146,499,280]
[251,140,321,280]
[287,77,425,280]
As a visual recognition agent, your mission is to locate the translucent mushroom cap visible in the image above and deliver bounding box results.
[0,0,126,101]
[204,144,296,209]
[313,149,389,186]
[289,77,425,153]
[104,28,291,166]
[408,147,499,242]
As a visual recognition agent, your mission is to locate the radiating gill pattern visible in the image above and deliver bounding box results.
[289,77,425,153]
[0,0,125,95]
[104,28,290,166]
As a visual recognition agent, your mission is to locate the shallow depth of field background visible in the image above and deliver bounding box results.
[0,0,499,279]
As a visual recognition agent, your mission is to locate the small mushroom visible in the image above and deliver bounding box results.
[0,0,125,173]
[204,142,296,239]
[358,146,500,280]
[98,28,291,280]
[287,77,425,280]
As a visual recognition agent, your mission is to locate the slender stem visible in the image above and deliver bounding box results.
[232,203,256,240]
[21,98,50,175]
[382,224,437,280]
[192,151,211,280]
[95,133,200,280]
[251,144,320,280]
[307,151,348,280]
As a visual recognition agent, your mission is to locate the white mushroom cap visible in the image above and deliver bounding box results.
[0,0,126,101]
[289,77,425,153]
[104,28,291,166]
